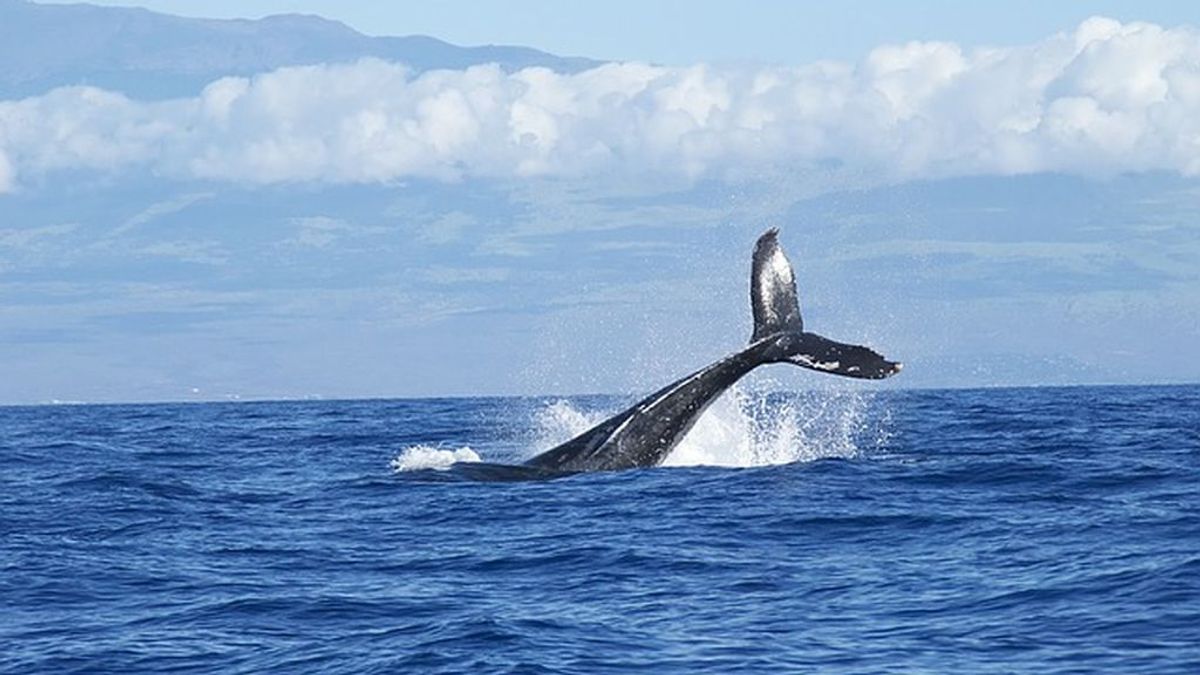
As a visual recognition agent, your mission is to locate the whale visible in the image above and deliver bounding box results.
[454,228,901,479]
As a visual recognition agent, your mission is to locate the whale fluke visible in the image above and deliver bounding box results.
[522,228,901,474]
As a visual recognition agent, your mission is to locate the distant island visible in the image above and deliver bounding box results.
[0,0,597,99]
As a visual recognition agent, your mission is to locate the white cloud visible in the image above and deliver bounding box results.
[3,16,1200,192]
[0,149,12,192]
[0,223,77,249]
[419,266,511,284]
[111,192,214,236]
[135,240,229,266]
[283,215,384,249]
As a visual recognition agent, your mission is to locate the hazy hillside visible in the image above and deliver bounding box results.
[0,0,597,99]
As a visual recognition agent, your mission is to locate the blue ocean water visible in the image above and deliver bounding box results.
[2,385,1198,673]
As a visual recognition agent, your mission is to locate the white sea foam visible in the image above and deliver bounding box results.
[528,384,887,469]
[390,445,481,472]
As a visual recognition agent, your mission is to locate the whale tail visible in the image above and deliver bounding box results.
[750,229,902,380]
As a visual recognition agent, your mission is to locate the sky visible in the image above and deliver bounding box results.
[38,0,1200,64]
[3,2,1200,403]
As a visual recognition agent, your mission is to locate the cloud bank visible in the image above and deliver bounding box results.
[2,17,1200,192]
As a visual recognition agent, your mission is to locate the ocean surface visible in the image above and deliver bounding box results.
[2,384,1198,673]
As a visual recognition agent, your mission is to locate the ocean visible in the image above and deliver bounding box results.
[2,384,1198,673]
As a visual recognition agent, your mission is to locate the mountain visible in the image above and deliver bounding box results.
[0,0,598,99]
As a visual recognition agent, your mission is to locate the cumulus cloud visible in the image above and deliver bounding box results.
[2,17,1200,192]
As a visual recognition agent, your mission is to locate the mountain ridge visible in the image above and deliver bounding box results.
[0,0,599,99]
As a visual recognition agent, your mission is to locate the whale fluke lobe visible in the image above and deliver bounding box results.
[522,228,901,474]
[777,331,903,380]
[751,228,803,341]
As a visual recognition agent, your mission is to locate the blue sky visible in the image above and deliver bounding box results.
[3,2,1200,403]
[40,0,1200,64]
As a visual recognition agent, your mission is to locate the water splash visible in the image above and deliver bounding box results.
[390,445,481,472]
[528,384,887,469]
[531,399,608,453]
[666,385,882,467]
